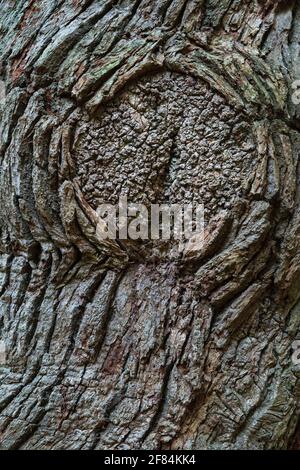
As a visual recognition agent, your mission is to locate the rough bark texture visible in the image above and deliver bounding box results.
[0,0,300,450]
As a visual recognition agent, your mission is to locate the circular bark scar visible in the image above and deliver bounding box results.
[72,72,258,219]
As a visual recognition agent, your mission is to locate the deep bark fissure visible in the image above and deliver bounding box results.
[0,0,299,450]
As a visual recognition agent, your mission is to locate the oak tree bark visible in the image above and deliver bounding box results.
[0,0,300,450]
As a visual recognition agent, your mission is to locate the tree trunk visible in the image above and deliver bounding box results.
[0,0,300,450]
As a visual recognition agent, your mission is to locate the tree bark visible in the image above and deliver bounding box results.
[0,0,300,450]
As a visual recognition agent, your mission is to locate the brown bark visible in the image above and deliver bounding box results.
[0,0,300,450]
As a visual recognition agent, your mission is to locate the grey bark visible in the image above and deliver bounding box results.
[0,0,300,450]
